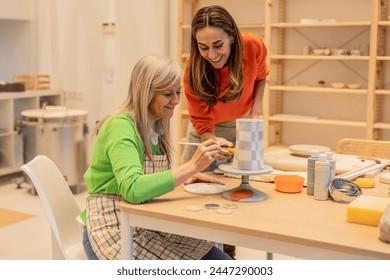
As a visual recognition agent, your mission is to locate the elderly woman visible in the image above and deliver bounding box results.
[82,55,232,260]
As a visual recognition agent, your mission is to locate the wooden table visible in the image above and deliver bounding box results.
[119,173,390,260]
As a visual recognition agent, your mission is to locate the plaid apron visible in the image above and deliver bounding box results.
[86,154,213,260]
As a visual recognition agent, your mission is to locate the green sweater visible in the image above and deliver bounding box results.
[83,112,174,204]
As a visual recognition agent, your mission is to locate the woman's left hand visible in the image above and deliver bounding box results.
[215,137,233,148]
[184,172,225,185]
[215,148,233,161]
[215,137,234,161]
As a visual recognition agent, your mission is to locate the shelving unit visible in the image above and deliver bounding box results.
[264,0,390,148]
[0,1,63,177]
[0,90,63,176]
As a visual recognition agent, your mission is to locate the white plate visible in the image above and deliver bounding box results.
[289,144,330,157]
[184,183,228,195]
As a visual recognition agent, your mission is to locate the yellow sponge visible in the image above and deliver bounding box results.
[347,195,390,226]
[354,178,375,189]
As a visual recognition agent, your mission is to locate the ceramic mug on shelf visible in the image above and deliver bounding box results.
[302,45,312,55]
[331,49,348,56]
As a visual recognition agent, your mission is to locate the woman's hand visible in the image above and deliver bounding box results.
[199,134,234,162]
[184,172,225,185]
[215,137,234,161]
[215,136,233,148]
[189,139,221,171]
[172,139,221,187]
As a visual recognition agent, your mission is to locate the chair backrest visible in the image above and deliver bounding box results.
[336,138,390,159]
[21,155,86,259]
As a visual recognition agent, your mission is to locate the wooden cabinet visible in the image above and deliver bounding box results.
[0,90,63,176]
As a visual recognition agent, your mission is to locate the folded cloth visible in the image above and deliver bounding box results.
[0,82,25,92]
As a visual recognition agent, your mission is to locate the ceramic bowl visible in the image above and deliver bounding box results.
[346,83,361,89]
[330,82,346,89]
[300,18,320,24]
[312,49,325,55]
[274,175,304,193]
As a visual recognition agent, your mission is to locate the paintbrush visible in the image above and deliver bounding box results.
[178,141,234,154]
[178,141,201,146]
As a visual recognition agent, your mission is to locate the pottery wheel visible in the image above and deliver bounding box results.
[218,164,273,202]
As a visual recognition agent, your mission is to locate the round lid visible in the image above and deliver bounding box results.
[21,108,88,122]
[289,144,331,157]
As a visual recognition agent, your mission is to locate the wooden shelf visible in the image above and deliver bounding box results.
[376,56,390,61]
[269,85,367,94]
[373,122,390,130]
[269,115,366,127]
[238,23,265,29]
[375,90,390,95]
[271,54,370,61]
[378,21,390,26]
[180,23,265,29]
[0,89,63,100]
[271,21,371,28]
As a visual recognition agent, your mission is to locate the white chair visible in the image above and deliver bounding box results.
[21,155,87,260]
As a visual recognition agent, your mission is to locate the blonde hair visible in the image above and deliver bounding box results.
[93,55,182,164]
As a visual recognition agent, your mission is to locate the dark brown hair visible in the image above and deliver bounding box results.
[186,5,243,107]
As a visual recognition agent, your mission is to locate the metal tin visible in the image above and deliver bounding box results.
[329,178,362,203]
[205,203,219,209]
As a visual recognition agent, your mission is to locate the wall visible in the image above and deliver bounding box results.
[30,0,175,159]
[0,19,32,81]
[34,0,172,121]
[0,0,31,20]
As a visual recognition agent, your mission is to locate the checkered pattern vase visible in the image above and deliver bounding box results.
[232,118,264,170]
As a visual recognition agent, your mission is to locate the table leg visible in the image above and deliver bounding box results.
[121,212,133,260]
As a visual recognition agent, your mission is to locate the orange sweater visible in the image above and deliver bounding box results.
[184,33,269,135]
